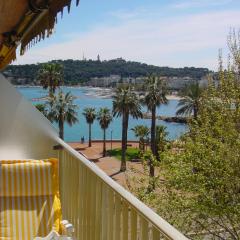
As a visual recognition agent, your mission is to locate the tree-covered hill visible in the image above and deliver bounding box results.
[2,58,211,85]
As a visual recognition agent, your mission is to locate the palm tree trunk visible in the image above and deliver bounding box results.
[150,106,156,177]
[59,115,64,140]
[193,105,198,119]
[139,137,143,151]
[103,129,106,157]
[121,112,128,171]
[89,123,92,147]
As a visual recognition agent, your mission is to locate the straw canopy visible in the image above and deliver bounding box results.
[0,0,80,69]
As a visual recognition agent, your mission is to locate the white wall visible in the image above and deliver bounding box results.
[0,74,58,159]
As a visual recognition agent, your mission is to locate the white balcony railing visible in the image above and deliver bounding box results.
[57,139,188,240]
[0,75,187,239]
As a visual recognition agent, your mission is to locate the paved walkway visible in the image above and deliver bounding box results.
[68,141,145,188]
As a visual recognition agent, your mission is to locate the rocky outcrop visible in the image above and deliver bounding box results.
[143,113,189,124]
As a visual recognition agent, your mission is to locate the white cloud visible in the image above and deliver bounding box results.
[15,9,240,70]
[171,0,233,9]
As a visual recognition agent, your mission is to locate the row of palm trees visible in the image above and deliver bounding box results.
[82,107,112,157]
[110,76,169,174]
[36,63,203,176]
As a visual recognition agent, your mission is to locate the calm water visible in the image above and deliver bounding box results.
[17,87,188,141]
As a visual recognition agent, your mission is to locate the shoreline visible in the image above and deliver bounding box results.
[15,85,182,100]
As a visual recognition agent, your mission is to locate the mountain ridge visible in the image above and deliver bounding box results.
[2,58,211,85]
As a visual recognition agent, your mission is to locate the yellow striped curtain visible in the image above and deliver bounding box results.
[0,159,62,240]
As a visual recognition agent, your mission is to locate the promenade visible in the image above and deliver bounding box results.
[68,141,145,189]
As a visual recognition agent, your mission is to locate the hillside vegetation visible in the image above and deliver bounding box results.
[2,58,210,85]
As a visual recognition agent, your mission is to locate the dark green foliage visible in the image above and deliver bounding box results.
[3,59,211,85]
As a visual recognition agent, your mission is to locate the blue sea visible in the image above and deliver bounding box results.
[17,87,188,142]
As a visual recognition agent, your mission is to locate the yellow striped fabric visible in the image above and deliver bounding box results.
[0,159,62,240]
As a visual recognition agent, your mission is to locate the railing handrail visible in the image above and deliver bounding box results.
[57,138,188,240]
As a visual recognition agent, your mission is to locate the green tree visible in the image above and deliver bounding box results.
[37,63,63,95]
[82,107,96,147]
[113,85,142,171]
[155,125,168,161]
[131,125,149,151]
[143,75,168,177]
[46,91,78,140]
[176,82,204,119]
[161,31,240,238]
[97,108,112,157]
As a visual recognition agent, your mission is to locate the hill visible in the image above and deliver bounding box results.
[2,58,211,85]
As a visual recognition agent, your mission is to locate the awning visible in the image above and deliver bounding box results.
[0,0,80,70]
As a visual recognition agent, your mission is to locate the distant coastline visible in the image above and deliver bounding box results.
[15,85,182,100]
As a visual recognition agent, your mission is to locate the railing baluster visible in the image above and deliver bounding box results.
[95,178,102,240]
[91,172,97,240]
[74,156,79,232]
[86,169,91,239]
[89,172,95,240]
[101,184,108,240]
[114,194,121,240]
[79,162,84,240]
[82,166,87,240]
[122,200,129,240]
[107,189,114,240]
[70,156,74,223]
[152,226,160,240]
[66,152,71,219]
[75,162,82,240]
[140,216,149,240]
[131,208,137,240]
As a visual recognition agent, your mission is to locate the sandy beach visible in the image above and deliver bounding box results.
[166,94,182,100]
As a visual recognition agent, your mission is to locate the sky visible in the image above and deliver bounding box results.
[15,0,240,70]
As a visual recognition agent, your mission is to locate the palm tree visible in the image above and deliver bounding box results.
[131,125,149,151]
[113,85,142,171]
[37,63,63,96]
[155,125,168,161]
[143,75,168,177]
[35,103,48,118]
[82,107,96,147]
[176,82,203,119]
[46,91,78,140]
[97,108,112,157]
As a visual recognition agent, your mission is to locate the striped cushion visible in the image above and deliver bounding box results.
[0,159,62,240]
[0,159,58,197]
